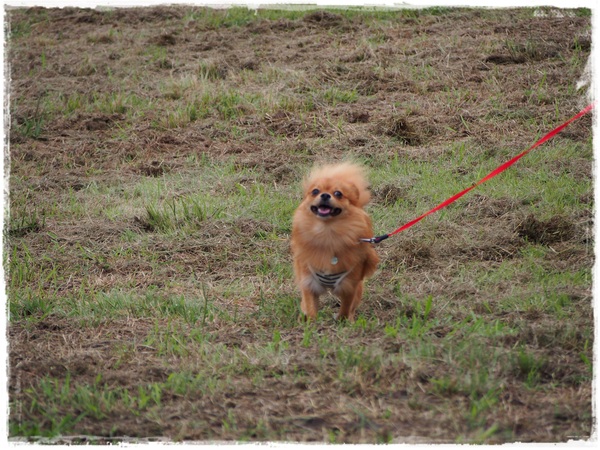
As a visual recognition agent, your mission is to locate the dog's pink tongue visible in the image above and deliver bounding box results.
[318,206,332,215]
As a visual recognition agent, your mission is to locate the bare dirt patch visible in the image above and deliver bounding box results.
[516,214,576,245]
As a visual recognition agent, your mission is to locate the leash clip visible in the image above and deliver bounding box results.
[360,234,389,244]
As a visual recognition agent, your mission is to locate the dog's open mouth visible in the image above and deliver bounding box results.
[311,204,342,218]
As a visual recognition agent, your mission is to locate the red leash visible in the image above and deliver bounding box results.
[361,102,595,244]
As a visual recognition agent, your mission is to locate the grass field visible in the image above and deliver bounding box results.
[5,5,594,443]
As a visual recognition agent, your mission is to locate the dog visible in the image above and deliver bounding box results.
[290,162,379,321]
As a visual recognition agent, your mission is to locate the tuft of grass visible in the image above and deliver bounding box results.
[142,196,223,233]
[13,94,46,139]
[11,373,165,437]
[321,87,359,106]
[15,115,45,139]
[198,60,226,80]
[505,39,541,61]
[515,347,546,387]
[8,209,46,238]
[60,288,217,326]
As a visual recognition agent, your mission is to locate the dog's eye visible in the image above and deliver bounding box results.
[311,188,320,196]
[334,191,343,199]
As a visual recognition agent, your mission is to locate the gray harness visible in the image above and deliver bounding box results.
[311,269,349,290]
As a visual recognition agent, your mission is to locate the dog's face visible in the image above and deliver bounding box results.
[303,177,360,220]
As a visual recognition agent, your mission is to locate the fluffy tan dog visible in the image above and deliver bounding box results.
[291,162,379,321]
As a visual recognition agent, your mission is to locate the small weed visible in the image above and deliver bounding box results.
[301,321,315,347]
[253,294,299,328]
[467,423,501,444]
[579,340,592,373]
[515,347,546,387]
[14,94,46,139]
[431,376,460,395]
[15,115,44,139]
[213,91,258,119]
[8,243,35,290]
[268,329,283,352]
[9,16,34,39]
[467,389,500,429]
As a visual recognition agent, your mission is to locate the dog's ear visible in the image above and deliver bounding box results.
[357,186,371,207]
[344,181,362,206]
[343,180,371,207]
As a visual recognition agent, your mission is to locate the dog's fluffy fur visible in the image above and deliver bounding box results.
[290,162,379,321]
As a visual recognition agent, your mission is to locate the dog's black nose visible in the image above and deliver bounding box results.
[320,193,331,201]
